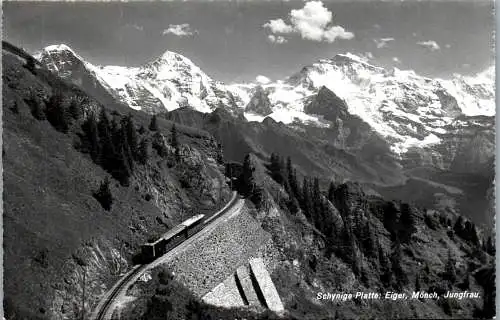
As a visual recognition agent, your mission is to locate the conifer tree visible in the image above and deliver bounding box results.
[93,177,113,211]
[123,113,138,160]
[152,132,167,158]
[138,125,146,135]
[149,114,159,131]
[240,154,256,197]
[390,239,407,289]
[286,158,299,197]
[81,114,100,162]
[301,177,312,218]
[10,101,19,114]
[444,249,457,283]
[138,139,149,165]
[27,92,46,120]
[312,177,322,219]
[68,98,81,120]
[97,108,114,168]
[328,181,336,202]
[269,153,281,183]
[171,124,180,161]
[415,275,421,292]
[45,91,69,133]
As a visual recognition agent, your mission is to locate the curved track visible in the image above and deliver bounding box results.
[91,191,240,320]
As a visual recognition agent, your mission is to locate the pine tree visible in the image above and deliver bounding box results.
[10,101,19,114]
[240,154,256,197]
[328,181,336,202]
[81,114,100,162]
[286,157,298,197]
[45,90,70,133]
[301,177,312,218]
[137,125,146,135]
[149,114,159,131]
[390,239,407,289]
[288,196,300,215]
[93,177,113,211]
[415,275,421,292]
[485,236,495,255]
[123,113,138,160]
[138,139,149,165]
[26,92,46,120]
[117,124,134,172]
[312,177,323,226]
[444,249,457,283]
[152,132,167,158]
[68,98,81,120]
[97,108,114,168]
[171,124,180,161]
[113,143,132,186]
[400,203,417,242]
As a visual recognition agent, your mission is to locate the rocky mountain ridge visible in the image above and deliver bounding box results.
[36,46,494,141]
[35,44,495,226]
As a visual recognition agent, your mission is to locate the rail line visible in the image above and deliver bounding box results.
[91,191,239,320]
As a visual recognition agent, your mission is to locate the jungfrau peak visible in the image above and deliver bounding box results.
[233,52,494,156]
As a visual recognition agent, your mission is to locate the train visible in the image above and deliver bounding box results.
[141,214,206,262]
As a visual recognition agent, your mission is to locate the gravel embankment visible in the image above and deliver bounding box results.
[164,205,274,297]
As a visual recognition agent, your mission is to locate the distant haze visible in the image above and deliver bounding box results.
[3,0,494,83]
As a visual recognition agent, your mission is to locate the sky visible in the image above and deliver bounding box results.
[3,0,495,83]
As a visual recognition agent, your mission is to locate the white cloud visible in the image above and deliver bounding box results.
[417,40,440,51]
[256,75,271,84]
[362,52,374,60]
[263,19,294,34]
[263,1,354,43]
[445,44,451,49]
[323,26,355,42]
[374,37,394,49]
[267,35,288,44]
[162,24,197,37]
[392,57,401,64]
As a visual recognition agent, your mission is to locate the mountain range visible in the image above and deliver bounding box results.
[35,44,495,226]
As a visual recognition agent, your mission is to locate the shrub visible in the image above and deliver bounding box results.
[25,92,46,120]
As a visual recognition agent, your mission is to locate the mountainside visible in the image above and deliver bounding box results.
[3,43,232,320]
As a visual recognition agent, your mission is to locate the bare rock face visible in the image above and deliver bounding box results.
[244,86,272,116]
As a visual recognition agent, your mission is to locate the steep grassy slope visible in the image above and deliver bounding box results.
[3,48,231,320]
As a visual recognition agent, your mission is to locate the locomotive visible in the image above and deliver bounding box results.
[141,214,206,262]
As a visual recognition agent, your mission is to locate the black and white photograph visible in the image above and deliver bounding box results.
[1,0,496,319]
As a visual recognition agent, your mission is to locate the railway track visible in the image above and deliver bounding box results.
[91,191,240,320]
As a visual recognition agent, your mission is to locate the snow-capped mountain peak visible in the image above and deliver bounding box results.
[37,44,238,114]
[230,52,494,155]
[37,44,494,158]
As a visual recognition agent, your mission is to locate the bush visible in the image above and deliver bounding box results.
[93,177,113,211]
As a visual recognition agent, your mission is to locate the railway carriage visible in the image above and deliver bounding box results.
[182,214,206,237]
[140,214,206,262]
